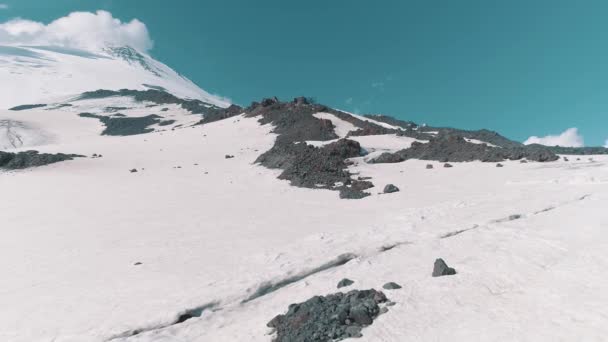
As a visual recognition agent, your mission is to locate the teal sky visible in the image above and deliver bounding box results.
[1,0,608,145]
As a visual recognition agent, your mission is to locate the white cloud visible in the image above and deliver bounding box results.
[0,10,153,51]
[0,4,8,10]
[604,139,608,148]
[524,128,584,147]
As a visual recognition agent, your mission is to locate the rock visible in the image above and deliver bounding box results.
[337,278,354,288]
[293,96,310,105]
[383,184,400,194]
[432,258,457,277]
[382,282,402,290]
[520,160,528,163]
[134,262,142,266]
[225,155,234,159]
[496,163,504,167]
[426,164,434,169]
[370,135,559,164]
[339,186,371,200]
[444,163,453,168]
[130,169,138,173]
[564,157,569,162]
[0,150,82,170]
[267,289,388,342]
[261,97,280,107]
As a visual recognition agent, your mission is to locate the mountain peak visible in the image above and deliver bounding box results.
[0,44,230,109]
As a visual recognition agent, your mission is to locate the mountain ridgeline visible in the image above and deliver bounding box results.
[7,89,608,198]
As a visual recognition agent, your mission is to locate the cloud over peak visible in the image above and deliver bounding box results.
[524,128,584,147]
[0,10,153,52]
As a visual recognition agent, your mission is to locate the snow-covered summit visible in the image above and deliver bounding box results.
[0,43,230,109]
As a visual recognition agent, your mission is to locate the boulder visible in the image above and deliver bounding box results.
[432,258,456,277]
[383,184,400,194]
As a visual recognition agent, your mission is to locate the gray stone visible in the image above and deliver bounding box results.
[426,164,434,169]
[383,184,400,194]
[337,278,355,288]
[432,258,457,277]
[382,282,402,290]
[444,163,453,168]
[496,163,504,167]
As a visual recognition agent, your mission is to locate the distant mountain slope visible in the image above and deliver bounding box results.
[0,44,229,109]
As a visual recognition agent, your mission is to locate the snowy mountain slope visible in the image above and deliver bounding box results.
[3,41,608,341]
[0,44,230,109]
[2,101,608,341]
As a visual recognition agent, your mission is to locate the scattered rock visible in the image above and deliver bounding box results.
[225,155,235,159]
[444,163,453,168]
[134,262,142,266]
[432,258,457,277]
[267,289,388,342]
[426,164,434,169]
[337,278,355,289]
[564,157,569,162]
[382,282,402,290]
[130,169,138,173]
[383,184,400,194]
[520,160,528,163]
[496,163,504,168]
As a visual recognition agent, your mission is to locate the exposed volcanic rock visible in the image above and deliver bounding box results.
[9,104,47,111]
[78,113,175,136]
[527,144,608,155]
[267,289,388,342]
[242,98,375,198]
[371,135,558,163]
[257,139,364,190]
[78,89,225,115]
[0,150,81,169]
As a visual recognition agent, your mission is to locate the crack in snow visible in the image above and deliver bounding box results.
[241,253,358,303]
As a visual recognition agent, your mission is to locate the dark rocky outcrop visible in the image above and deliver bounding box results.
[257,139,364,191]
[9,104,47,111]
[444,163,453,168]
[79,113,174,136]
[0,150,81,169]
[371,135,558,164]
[78,89,224,115]
[267,289,388,342]
[245,98,372,198]
[432,258,456,277]
[527,144,608,155]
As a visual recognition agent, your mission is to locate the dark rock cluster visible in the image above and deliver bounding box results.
[246,98,373,199]
[371,135,559,164]
[8,104,47,111]
[79,113,174,136]
[267,289,388,342]
[0,150,81,169]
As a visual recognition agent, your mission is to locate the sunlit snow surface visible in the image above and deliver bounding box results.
[1,104,608,342]
[0,44,229,109]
